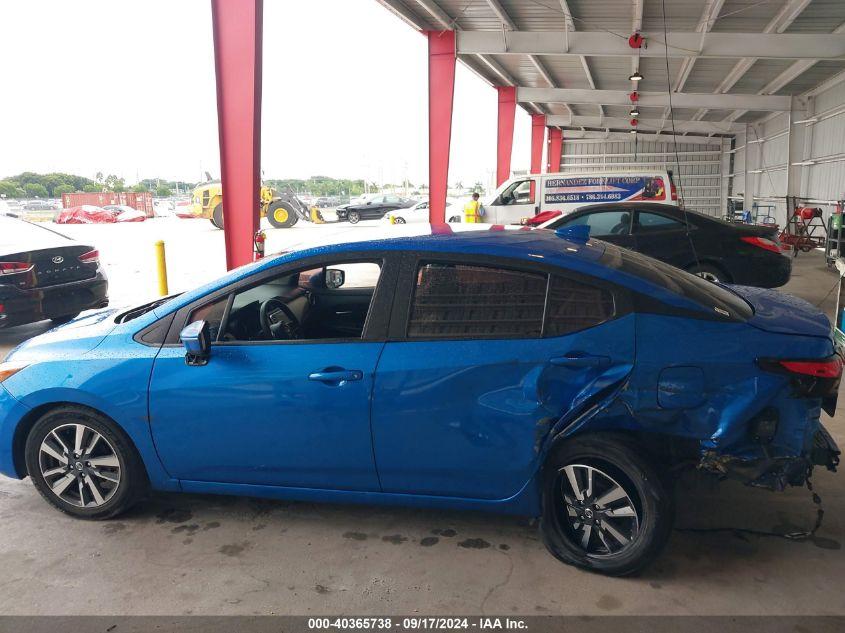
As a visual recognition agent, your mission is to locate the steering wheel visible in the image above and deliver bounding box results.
[259,298,301,340]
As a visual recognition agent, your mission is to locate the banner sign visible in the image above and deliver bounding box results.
[544,176,665,205]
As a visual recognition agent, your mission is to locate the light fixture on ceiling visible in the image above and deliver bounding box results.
[630,108,640,117]
[630,129,638,134]
[629,70,644,82]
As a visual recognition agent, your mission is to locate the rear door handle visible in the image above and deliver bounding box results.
[308,369,363,385]
[550,355,611,369]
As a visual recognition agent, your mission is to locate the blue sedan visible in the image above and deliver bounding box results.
[0,228,840,575]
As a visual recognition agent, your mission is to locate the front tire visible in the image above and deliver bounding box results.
[540,434,673,576]
[266,201,299,228]
[347,210,361,224]
[393,217,406,224]
[210,203,224,230]
[25,406,147,520]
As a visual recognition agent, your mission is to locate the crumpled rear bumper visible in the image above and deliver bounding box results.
[699,424,840,491]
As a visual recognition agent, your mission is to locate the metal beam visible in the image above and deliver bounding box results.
[563,130,722,145]
[692,0,810,122]
[672,0,726,93]
[456,30,845,59]
[485,0,515,30]
[518,87,791,111]
[560,0,603,117]
[546,115,742,135]
[718,21,845,124]
[211,0,262,270]
[375,0,426,31]
[414,0,452,30]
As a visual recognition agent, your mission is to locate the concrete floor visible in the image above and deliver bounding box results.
[1,237,845,616]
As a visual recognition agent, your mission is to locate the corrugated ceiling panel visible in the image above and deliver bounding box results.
[785,0,845,33]
[499,0,570,30]
[642,0,705,31]
[775,61,845,96]
[682,58,744,93]
[565,0,638,31]
[729,59,794,94]
[710,0,781,33]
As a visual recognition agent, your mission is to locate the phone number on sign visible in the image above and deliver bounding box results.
[308,618,528,630]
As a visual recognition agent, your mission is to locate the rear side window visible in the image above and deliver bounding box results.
[636,211,683,232]
[557,211,632,237]
[603,246,753,320]
[408,263,546,339]
[546,276,615,336]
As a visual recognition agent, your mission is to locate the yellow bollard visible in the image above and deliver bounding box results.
[154,240,169,296]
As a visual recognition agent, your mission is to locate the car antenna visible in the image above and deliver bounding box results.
[661,0,701,274]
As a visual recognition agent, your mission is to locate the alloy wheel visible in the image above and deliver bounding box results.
[559,464,640,556]
[695,271,720,282]
[38,423,121,508]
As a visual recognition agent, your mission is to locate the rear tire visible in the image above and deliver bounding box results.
[210,204,224,229]
[540,433,673,576]
[267,201,299,228]
[50,313,79,325]
[24,406,148,520]
[347,210,361,224]
[393,217,406,224]
[687,263,728,283]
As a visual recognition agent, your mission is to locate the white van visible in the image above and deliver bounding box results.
[451,171,677,225]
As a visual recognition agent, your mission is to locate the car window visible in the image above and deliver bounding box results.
[545,276,615,336]
[499,180,535,206]
[557,211,632,237]
[600,245,753,320]
[408,263,546,339]
[188,260,383,343]
[384,195,401,204]
[367,196,383,204]
[636,211,684,232]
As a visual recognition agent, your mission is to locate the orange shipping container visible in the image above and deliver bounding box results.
[61,191,155,217]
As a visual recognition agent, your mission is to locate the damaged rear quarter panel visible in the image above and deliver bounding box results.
[619,313,833,463]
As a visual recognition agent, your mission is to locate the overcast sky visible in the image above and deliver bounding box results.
[0,0,534,188]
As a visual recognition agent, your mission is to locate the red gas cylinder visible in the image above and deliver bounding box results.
[797,207,821,221]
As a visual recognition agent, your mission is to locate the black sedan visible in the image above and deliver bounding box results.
[0,215,108,328]
[544,202,791,288]
[336,194,414,224]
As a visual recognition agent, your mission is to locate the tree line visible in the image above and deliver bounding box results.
[0,172,193,199]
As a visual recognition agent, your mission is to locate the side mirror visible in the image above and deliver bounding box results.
[325,268,345,289]
[555,224,591,243]
[180,320,210,366]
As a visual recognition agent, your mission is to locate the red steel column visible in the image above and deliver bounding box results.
[211,0,263,270]
[427,31,456,225]
[546,127,562,173]
[496,86,517,186]
[530,114,546,175]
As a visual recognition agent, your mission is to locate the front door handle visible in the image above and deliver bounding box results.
[308,368,363,386]
[550,355,611,369]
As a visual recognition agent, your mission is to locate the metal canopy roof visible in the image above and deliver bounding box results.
[376,0,845,138]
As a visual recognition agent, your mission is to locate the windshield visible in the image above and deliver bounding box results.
[600,244,753,320]
[115,294,182,323]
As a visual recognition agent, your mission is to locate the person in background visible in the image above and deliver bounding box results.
[463,192,482,223]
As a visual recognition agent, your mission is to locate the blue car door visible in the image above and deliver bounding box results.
[370,257,635,500]
[148,255,396,490]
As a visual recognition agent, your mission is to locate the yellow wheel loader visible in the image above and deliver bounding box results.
[188,177,324,230]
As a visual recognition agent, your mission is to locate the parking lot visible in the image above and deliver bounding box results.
[0,220,843,616]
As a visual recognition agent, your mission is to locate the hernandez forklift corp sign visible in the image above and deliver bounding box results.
[544,176,666,204]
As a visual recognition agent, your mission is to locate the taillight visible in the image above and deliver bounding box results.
[741,235,782,254]
[78,249,99,264]
[779,358,843,378]
[0,261,34,275]
[758,355,843,405]
[670,181,678,201]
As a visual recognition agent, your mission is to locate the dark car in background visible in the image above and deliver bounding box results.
[0,215,108,328]
[545,202,791,288]
[336,194,414,224]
